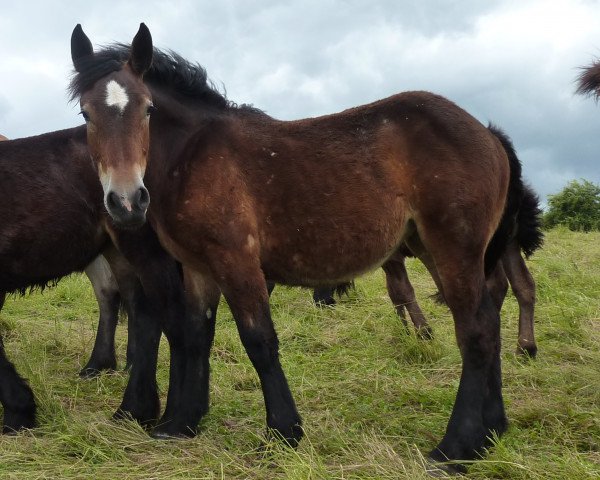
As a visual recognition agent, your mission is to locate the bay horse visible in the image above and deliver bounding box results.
[70,24,531,472]
[0,127,191,434]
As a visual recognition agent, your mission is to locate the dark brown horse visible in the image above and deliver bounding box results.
[70,24,532,472]
[0,126,191,434]
[0,133,127,376]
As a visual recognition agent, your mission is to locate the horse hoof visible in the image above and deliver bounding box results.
[112,408,156,429]
[79,367,103,379]
[79,360,117,378]
[314,298,336,307]
[151,430,184,440]
[416,325,434,340]
[425,455,466,477]
[266,422,304,449]
[151,425,196,440]
[516,344,537,359]
[3,413,36,434]
[112,408,133,422]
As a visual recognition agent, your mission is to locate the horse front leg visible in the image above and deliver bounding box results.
[152,267,221,438]
[103,245,161,427]
[0,292,36,433]
[105,224,187,428]
[0,332,36,433]
[212,251,303,446]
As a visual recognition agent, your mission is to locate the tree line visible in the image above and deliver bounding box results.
[543,179,600,232]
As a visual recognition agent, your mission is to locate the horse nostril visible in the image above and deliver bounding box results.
[136,186,150,210]
[106,191,120,211]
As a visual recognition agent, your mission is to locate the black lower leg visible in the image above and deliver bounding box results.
[153,301,218,438]
[114,282,161,427]
[430,291,503,471]
[0,337,36,433]
[124,305,136,371]
[312,287,336,306]
[237,305,302,446]
[80,291,121,378]
[483,349,507,435]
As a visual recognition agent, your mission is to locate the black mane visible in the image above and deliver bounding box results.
[69,43,247,111]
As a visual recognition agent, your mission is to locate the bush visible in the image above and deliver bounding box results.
[544,179,600,231]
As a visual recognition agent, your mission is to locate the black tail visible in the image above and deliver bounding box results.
[516,184,544,258]
[483,123,534,274]
[484,124,544,271]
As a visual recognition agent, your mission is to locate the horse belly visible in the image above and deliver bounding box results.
[260,207,408,287]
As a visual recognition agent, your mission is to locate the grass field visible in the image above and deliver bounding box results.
[0,228,598,479]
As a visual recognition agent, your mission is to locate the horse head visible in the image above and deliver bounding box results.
[71,23,154,228]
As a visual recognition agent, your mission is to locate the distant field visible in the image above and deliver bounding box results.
[0,228,598,479]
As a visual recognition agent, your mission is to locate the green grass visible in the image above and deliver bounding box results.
[0,228,598,479]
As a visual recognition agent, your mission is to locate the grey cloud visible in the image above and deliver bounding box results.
[0,0,599,204]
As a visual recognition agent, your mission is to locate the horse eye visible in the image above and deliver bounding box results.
[146,104,156,116]
[80,110,90,122]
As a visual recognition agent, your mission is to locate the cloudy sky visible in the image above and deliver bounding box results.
[1,0,599,205]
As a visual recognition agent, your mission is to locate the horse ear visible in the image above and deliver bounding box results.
[71,24,94,72]
[128,23,153,76]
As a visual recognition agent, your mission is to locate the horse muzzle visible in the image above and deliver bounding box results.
[105,186,150,228]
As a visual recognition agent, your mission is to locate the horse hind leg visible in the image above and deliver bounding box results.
[432,264,505,468]
[485,261,509,312]
[407,232,506,471]
[382,254,432,339]
[80,255,121,378]
[501,242,537,357]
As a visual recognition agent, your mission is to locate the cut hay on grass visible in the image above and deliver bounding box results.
[0,228,598,479]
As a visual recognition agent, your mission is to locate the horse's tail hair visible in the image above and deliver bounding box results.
[483,123,526,275]
[516,184,544,258]
[576,61,600,98]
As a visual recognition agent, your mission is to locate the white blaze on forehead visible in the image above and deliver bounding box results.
[105,80,129,112]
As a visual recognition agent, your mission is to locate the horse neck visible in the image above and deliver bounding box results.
[145,88,224,190]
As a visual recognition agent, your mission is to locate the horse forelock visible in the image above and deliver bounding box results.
[69,48,126,102]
